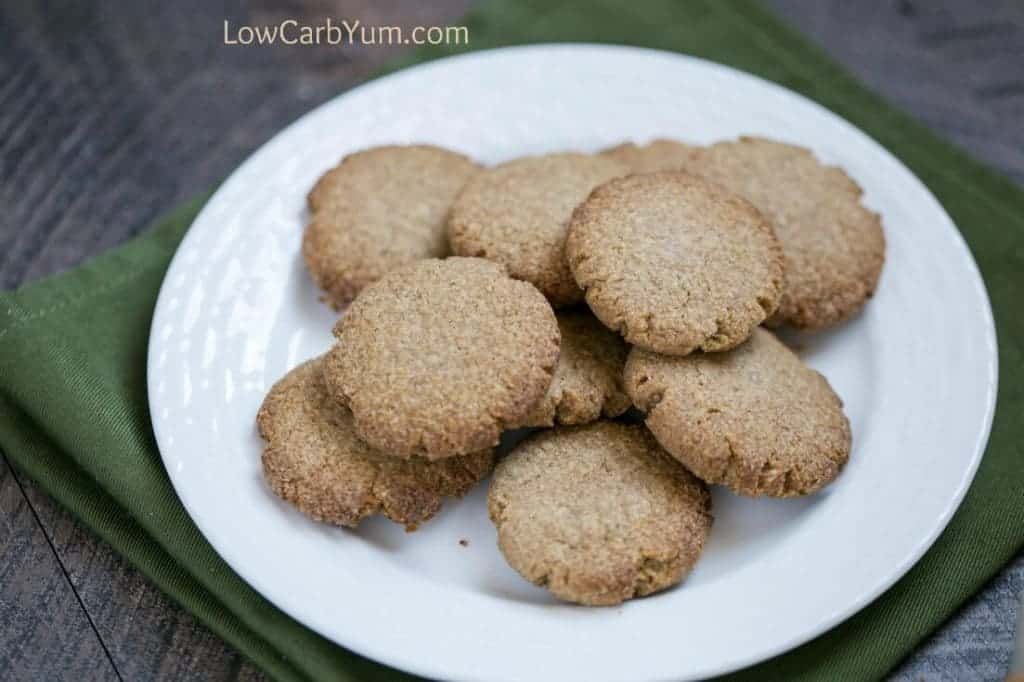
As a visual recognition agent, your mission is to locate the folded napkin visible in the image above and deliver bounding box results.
[2,1,1022,680]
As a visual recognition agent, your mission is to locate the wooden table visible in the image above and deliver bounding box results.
[2,1,1021,679]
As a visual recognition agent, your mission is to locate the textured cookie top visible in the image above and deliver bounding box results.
[600,139,700,173]
[566,172,784,355]
[447,153,627,306]
[324,257,560,459]
[687,137,885,329]
[488,422,712,606]
[256,358,494,530]
[517,309,630,428]
[624,328,851,497]
[303,145,479,309]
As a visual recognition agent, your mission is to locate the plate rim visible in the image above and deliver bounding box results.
[147,42,999,681]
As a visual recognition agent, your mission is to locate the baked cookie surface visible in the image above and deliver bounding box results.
[488,422,712,606]
[324,257,560,459]
[566,171,783,355]
[517,309,630,427]
[447,153,627,306]
[256,357,494,530]
[687,136,885,329]
[600,139,699,173]
[624,328,851,497]
[303,145,479,309]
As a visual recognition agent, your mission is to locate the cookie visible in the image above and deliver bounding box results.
[518,309,630,427]
[624,328,851,497]
[323,257,560,459]
[256,357,494,530]
[600,139,699,173]
[566,171,784,356]
[488,422,712,606]
[447,153,628,306]
[687,136,885,329]
[303,145,479,309]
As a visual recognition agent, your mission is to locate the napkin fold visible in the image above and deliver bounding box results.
[2,1,1022,680]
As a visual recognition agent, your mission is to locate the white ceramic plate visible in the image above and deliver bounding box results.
[148,45,998,682]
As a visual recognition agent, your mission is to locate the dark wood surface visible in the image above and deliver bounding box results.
[0,1,1021,680]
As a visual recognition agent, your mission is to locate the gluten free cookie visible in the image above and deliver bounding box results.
[303,145,479,309]
[518,309,630,428]
[447,153,627,306]
[257,357,493,530]
[323,257,560,459]
[600,138,699,173]
[687,136,885,329]
[566,171,784,355]
[624,328,851,497]
[488,422,712,606]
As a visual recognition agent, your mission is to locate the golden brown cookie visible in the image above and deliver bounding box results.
[600,139,700,173]
[447,153,627,306]
[624,328,851,497]
[566,171,784,356]
[256,357,494,530]
[324,257,560,460]
[488,422,712,606]
[303,145,479,309]
[517,309,630,427]
[687,136,885,329]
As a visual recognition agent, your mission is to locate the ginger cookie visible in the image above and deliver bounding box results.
[518,309,630,428]
[600,139,699,173]
[687,136,885,329]
[323,257,560,459]
[303,145,479,309]
[488,422,712,606]
[566,171,783,356]
[447,153,627,306]
[624,328,851,497]
[256,357,494,531]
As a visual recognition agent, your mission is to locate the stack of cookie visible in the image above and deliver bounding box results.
[258,137,884,606]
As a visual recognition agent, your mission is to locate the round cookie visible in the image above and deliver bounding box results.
[324,257,560,459]
[488,422,712,606]
[624,328,851,497]
[687,136,885,329]
[566,171,784,356]
[600,139,699,173]
[256,357,494,530]
[447,153,627,306]
[517,309,631,427]
[303,145,479,309]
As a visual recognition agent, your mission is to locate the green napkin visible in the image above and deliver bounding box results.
[2,0,1021,680]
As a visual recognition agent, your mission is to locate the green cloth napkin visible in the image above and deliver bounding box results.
[2,1,1022,680]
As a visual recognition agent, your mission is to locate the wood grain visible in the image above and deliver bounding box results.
[0,460,118,681]
[0,0,1020,680]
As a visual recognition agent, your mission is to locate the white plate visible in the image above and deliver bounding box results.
[148,45,998,682]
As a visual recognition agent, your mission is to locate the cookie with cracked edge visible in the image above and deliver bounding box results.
[447,152,628,306]
[488,421,712,606]
[599,138,700,173]
[624,328,852,497]
[324,257,560,459]
[516,309,630,427]
[566,171,784,356]
[256,357,494,531]
[303,145,479,309]
[687,136,885,329]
